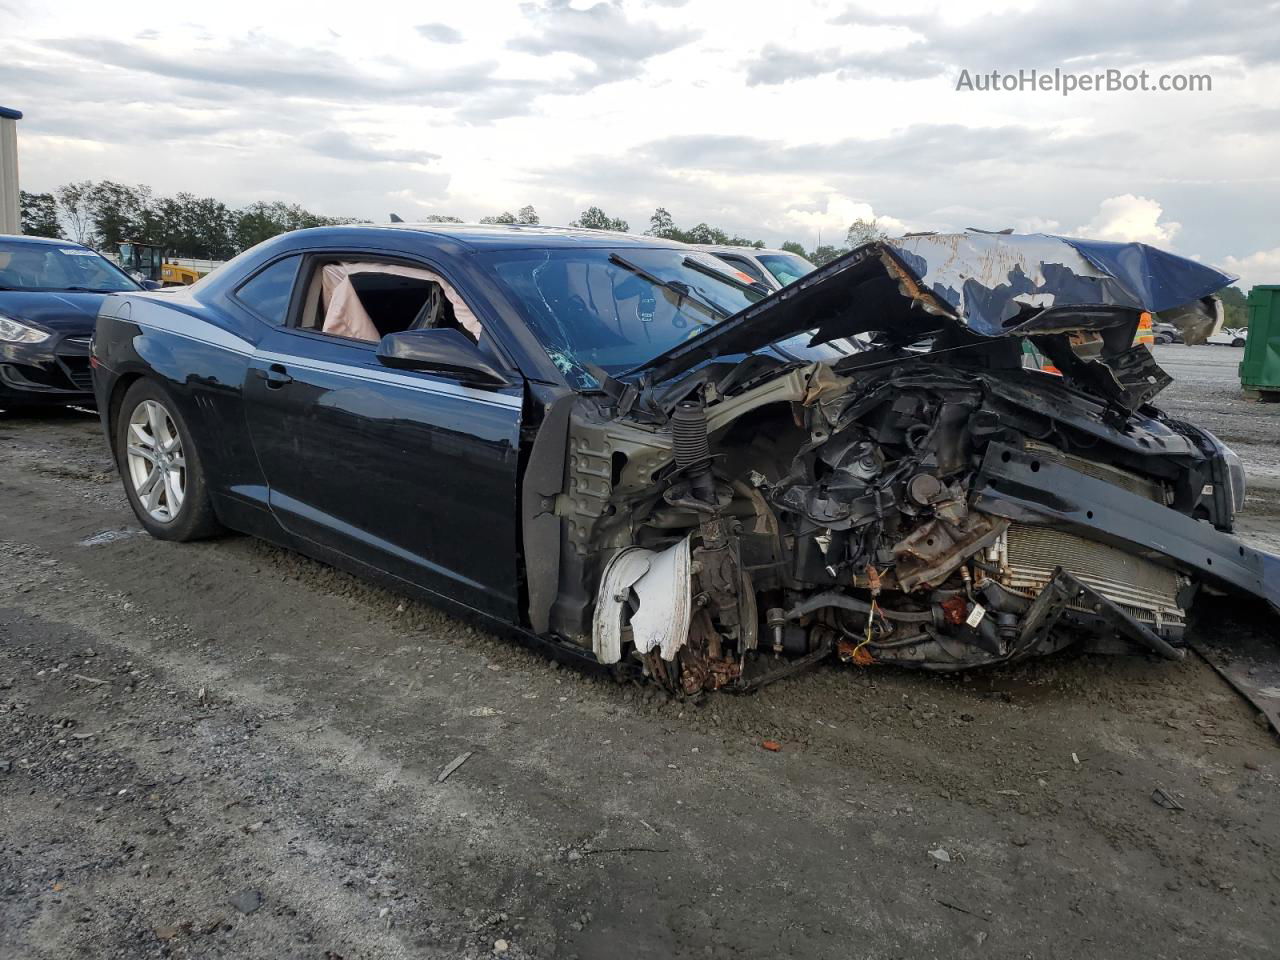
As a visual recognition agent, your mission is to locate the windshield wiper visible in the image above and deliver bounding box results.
[680,256,770,299]
[608,253,729,322]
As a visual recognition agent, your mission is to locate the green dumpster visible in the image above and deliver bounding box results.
[1241,285,1280,401]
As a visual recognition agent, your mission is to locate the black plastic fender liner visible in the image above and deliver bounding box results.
[520,387,575,634]
[973,442,1280,613]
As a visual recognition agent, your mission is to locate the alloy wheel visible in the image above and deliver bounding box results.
[125,399,186,522]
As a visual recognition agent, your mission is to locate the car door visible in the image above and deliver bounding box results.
[241,251,525,621]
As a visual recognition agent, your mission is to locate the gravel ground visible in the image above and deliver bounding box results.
[1,344,1278,960]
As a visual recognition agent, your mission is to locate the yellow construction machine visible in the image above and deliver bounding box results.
[117,242,220,286]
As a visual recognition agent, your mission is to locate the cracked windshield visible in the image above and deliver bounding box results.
[484,246,845,386]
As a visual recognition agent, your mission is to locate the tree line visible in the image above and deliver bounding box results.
[19,182,358,260]
[23,189,1249,319]
[18,180,885,268]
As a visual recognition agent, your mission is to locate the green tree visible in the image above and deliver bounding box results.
[780,241,808,257]
[233,201,286,250]
[54,181,95,245]
[88,181,154,251]
[479,206,538,225]
[647,206,677,238]
[232,201,355,252]
[846,217,888,247]
[643,207,761,246]
[422,214,463,223]
[19,191,61,238]
[1220,285,1249,328]
[166,195,237,259]
[808,244,849,267]
[571,206,629,232]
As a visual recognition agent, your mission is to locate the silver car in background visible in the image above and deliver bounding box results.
[693,244,816,290]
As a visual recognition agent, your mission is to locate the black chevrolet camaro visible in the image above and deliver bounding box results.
[0,235,144,408]
[91,224,1280,698]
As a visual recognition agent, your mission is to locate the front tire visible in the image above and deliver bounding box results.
[1232,337,1246,347]
[115,379,222,541]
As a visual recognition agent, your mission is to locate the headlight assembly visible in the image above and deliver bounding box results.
[1220,442,1247,515]
[0,314,52,344]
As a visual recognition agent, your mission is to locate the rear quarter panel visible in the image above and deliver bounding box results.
[93,289,269,520]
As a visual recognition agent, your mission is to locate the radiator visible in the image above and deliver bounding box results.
[1002,523,1186,630]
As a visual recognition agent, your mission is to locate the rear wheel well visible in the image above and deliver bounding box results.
[106,372,146,458]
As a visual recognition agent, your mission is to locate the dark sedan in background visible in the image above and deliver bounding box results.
[89,223,1279,702]
[0,235,144,409]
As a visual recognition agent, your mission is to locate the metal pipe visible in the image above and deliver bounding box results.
[784,592,939,624]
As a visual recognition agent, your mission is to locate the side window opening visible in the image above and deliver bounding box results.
[234,255,302,324]
[297,259,483,344]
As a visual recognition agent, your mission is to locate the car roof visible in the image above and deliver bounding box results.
[0,234,91,249]
[362,222,687,251]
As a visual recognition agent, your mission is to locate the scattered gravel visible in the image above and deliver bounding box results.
[2,349,1278,959]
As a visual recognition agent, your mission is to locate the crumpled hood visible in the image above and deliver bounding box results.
[0,290,107,334]
[633,231,1236,383]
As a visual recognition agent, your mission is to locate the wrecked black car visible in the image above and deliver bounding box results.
[91,224,1280,700]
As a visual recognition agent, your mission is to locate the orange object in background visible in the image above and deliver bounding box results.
[1034,312,1153,376]
[1136,311,1155,347]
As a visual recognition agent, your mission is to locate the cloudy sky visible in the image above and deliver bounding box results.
[4,0,1280,286]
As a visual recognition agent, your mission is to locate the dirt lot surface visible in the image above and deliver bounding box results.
[2,344,1278,960]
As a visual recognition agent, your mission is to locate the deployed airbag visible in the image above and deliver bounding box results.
[321,262,483,342]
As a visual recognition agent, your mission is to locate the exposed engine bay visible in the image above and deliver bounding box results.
[566,351,1247,692]
[526,233,1279,696]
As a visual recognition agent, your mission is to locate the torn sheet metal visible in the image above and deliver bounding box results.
[630,537,693,661]
[632,231,1236,384]
[592,547,654,664]
[890,233,1237,336]
[592,538,694,666]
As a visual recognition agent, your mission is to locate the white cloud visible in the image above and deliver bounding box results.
[4,0,1280,263]
[1220,247,1280,293]
[1072,194,1181,246]
[1011,216,1063,234]
[773,196,910,243]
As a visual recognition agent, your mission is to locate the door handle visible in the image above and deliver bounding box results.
[259,364,293,388]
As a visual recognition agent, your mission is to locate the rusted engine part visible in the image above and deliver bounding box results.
[664,399,757,688]
[894,510,1008,592]
[676,611,741,694]
[760,367,1199,671]
[787,555,1186,670]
